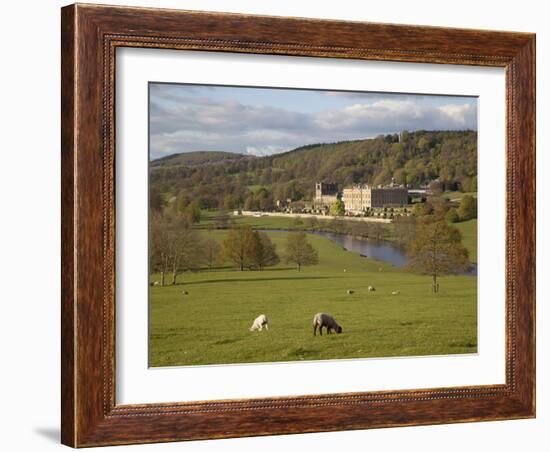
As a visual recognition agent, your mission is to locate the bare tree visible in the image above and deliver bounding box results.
[204,237,221,271]
[368,222,387,241]
[304,216,319,231]
[393,215,417,246]
[169,220,205,285]
[150,213,172,286]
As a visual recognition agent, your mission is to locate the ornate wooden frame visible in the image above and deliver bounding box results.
[61,3,536,447]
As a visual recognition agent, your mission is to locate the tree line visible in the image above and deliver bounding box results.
[150,218,320,286]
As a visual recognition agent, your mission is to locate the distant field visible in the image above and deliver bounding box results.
[149,230,477,367]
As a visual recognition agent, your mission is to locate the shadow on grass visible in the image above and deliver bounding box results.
[286,347,321,359]
[212,337,241,345]
[179,276,332,286]
[193,266,305,272]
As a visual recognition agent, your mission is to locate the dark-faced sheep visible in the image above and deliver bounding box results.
[368,285,376,292]
[250,314,268,331]
[313,313,342,336]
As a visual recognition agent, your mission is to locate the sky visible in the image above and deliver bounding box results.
[149,83,477,159]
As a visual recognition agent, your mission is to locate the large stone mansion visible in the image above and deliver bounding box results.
[315,181,408,213]
[314,182,339,206]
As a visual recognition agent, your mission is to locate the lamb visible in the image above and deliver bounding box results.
[249,314,269,332]
[313,313,342,336]
[391,290,400,295]
[368,286,376,292]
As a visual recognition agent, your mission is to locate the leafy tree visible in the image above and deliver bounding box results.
[329,199,345,216]
[174,192,190,213]
[249,232,280,270]
[406,216,470,292]
[284,232,319,271]
[221,225,256,271]
[150,187,165,212]
[457,195,477,221]
[244,196,258,211]
[429,196,450,219]
[412,202,433,217]
[184,200,201,224]
[461,176,477,193]
[445,208,460,223]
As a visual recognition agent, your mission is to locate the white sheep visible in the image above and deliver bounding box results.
[249,314,269,332]
[392,290,400,295]
[347,289,354,295]
[313,313,342,336]
[368,286,376,292]
[153,281,160,286]
[182,290,189,295]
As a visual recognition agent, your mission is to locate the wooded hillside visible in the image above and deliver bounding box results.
[150,130,477,212]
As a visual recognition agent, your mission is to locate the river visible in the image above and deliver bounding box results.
[262,229,477,276]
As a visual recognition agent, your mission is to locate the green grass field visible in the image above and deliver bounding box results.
[149,230,477,367]
[454,219,477,263]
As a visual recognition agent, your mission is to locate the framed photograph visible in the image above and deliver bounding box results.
[61,3,536,447]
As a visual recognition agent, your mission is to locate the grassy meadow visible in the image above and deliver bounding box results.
[149,229,477,367]
[454,219,477,263]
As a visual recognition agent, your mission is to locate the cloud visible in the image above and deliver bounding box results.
[246,145,287,156]
[149,88,477,158]
[314,100,476,133]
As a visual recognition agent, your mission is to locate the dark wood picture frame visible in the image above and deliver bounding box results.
[61,3,536,447]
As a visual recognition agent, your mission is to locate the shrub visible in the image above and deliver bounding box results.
[446,208,460,223]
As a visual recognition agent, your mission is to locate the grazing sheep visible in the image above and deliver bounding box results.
[347,289,354,295]
[392,290,400,295]
[153,281,160,286]
[250,314,269,332]
[313,313,342,336]
[368,286,376,292]
[182,290,189,295]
